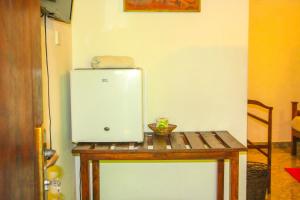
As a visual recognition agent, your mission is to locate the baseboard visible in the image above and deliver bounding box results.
[272,142,290,148]
[249,142,291,148]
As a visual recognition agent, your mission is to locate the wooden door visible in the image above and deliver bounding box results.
[0,0,43,199]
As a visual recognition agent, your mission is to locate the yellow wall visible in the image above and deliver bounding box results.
[248,0,300,142]
[41,19,75,199]
[72,1,248,199]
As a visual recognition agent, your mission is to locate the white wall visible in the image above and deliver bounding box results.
[41,18,75,199]
[72,0,248,199]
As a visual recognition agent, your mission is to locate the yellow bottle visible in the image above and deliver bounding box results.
[47,165,64,200]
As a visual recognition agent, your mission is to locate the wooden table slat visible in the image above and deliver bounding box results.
[153,135,167,150]
[215,131,245,149]
[94,144,109,150]
[184,132,205,149]
[148,134,154,149]
[134,142,143,150]
[110,143,116,150]
[74,144,92,151]
[134,134,150,149]
[128,142,135,150]
[115,143,130,150]
[143,134,150,149]
[72,132,247,153]
[201,132,226,149]
[169,133,186,149]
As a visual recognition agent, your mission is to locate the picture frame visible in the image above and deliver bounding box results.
[124,0,201,12]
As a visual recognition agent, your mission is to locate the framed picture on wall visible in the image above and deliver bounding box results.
[124,0,201,12]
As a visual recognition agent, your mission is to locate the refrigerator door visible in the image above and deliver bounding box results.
[70,69,143,142]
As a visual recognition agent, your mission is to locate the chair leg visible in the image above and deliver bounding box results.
[291,136,297,155]
[267,168,271,194]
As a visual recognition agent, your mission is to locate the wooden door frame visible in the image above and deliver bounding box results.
[0,0,43,199]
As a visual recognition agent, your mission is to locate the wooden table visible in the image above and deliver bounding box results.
[72,131,246,200]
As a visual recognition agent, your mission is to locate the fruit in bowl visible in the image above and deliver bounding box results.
[148,123,177,136]
[156,118,169,128]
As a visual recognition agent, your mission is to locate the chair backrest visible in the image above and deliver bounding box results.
[248,99,273,139]
[292,101,300,119]
[247,99,273,157]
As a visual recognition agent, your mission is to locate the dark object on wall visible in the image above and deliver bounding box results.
[247,99,273,193]
[291,101,300,155]
[247,162,269,200]
[0,0,44,199]
[41,0,73,23]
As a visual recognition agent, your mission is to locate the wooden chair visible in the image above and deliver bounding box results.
[291,101,300,155]
[247,99,273,194]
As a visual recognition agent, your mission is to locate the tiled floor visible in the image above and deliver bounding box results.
[247,145,300,200]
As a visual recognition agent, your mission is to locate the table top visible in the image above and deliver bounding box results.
[72,131,247,155]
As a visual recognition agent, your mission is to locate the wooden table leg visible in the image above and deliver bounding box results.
[92,160,100,200]
[230,152,239,200]
[217,159,224,200]
[80,155,90,200]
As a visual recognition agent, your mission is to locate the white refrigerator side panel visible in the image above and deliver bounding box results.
[70,69,143,142]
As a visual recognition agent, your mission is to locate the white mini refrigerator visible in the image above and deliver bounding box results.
[70,69,143,143]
